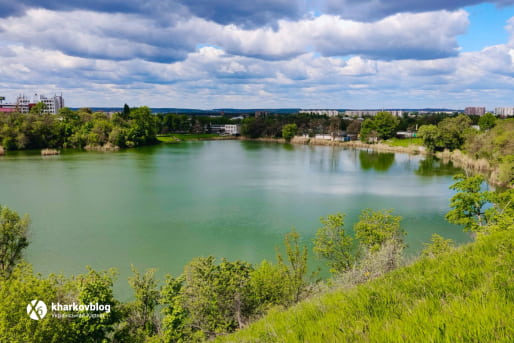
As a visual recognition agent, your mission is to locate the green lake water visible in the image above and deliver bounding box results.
[0,141,469,299]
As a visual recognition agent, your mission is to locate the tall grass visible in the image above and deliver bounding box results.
[215,230,514,342]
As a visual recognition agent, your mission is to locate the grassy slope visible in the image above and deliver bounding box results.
[157,134,221,143]
[215,231,514,342]
[385,137,423,147]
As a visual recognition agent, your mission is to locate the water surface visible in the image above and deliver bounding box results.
[0,141,468,298]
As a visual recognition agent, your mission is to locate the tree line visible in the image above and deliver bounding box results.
[2,174,513,342]
[0,105,158,151]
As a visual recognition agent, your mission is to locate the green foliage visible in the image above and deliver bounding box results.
[69,267,121,343]
[276,229,312,304]
[485,189,514,233]
[445,174,490,232]
[248,261,290,310]
[465,119,514,186]
[385,137,423,147]
[313,213,355,274]
[373,111,400,140]
[418,124,440,152]
[0,106,158,150]
[0,264,121,343]
[281,123,297,142]
[121,267,160,341]
[418,114,472,151]
[354,209,404,252]
[478,112,497,131]
[0,205,29,279]
[29,102,47,115]
[241,118,267,138]
[359,112,399,142]
[181,257,255,339]
[160,274,190,343]
[214,229,514,343]
[359,118,377,143]
[0,263,73,343]
[437,114,472,150]
[421,234,455,258]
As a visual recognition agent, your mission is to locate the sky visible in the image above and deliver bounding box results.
[0,0,514,109]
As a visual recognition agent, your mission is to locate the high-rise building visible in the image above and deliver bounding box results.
[494,107,514,116]
[344,110,403,117]
[464,107,486,116]
[299,109,340,117]
[16,93,64,114]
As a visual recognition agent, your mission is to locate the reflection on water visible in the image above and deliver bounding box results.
[0,141,471,299]
[359,150,395,172]
[415,157,462,177]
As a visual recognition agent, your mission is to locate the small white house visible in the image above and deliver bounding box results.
[224,124,241,135]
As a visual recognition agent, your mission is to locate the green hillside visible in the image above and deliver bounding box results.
[215,230,514,343]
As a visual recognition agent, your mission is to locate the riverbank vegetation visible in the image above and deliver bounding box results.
[1,174,513,342]
[0,106,157,151]
[417,116,514,186]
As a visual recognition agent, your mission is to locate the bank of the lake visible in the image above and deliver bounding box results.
[0,141,469,298]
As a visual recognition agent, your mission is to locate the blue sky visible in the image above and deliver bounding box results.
[0,0,513,109]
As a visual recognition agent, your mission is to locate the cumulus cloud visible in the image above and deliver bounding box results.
[176,0,303,28]
[324,0,514,21]
[0,1,513,109]
[0,0,302,27]
[0,9,197,62]
[0,8,469,62]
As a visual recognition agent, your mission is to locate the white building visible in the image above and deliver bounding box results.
[16,93,64,114]
[299,109,340,117]
[345,110,403,117]
[224,124,240,135]
[495,107,514,116]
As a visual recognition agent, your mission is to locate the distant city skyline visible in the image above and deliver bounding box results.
[1,1,514,108]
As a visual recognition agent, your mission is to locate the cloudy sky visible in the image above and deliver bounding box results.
[1,0,513,109]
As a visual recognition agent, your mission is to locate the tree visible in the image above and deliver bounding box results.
[478,112,496,131]
[70,267,121,343]
[281,123,297,142]
[417,124,440,152]
[122,104,131,120]
[160,274,191,343]
[125,267,160,340]
[445,174,490,232]
[313,213,355,274]
[346,120,361,135]
[276,229,311,304]
[437,114,472,150]
[0,205,29,279]
[354,209,404,252]
[485,188,514,233]
[360,118,377,143]
[374,111,400,140]
[248,260,290,311]
[29,102,47,115]
[181,257,255,339]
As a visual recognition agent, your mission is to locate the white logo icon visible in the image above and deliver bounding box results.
[27,300,47,320]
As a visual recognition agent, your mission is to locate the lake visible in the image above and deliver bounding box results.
[0,141,469,299]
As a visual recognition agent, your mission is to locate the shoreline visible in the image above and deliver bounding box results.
[238,136,427,155]
[238,136,510,188]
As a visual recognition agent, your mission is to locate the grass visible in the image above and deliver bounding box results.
[215,230,514,342]
[385,137,423,147]
[157,133,222,143]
